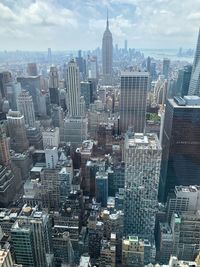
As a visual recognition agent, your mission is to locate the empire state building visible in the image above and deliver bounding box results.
[102,14,113,85]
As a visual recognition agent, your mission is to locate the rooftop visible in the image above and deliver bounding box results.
[126,132,161,150]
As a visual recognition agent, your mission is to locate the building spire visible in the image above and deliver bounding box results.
[106,8,109,29]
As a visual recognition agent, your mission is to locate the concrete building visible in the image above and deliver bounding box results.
[7,110,29,153]
[0,248,22,267]
[171,212,200,261]
[157,222,173,264]
[167,185,200,221]
[0,165,16,207]
[17,90,36,127]
[41,168,60,210]
[120,72,149,133]
[102,14,113,85]
[45,147,58,169]
[159,96,200,202]
[122,236,144,267]
[66,59,81,117]
[163,58,170,79]
[42,127,60,148]
[17,76,41,115]
[87,56,98,80]
[49,66,59,106]
[27,63,38,76]
[124,132,161,242]
[100,238,116,267]
[0,121,10,166]
[63,117,88,148]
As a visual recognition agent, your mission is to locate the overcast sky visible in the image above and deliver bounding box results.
[0,0,200,51]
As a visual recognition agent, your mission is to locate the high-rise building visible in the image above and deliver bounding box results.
[120,71,149,133]
[42,127,60,148]
[80,81,92,108]
[0,165,16,207]
[176,65,192,97]
[0,71,12,98]
[49,66,60,105]
[87,56,98,80]
[102,13,113,85]
[189,29,200,96]
[27,63,38,76]
[166,185,200,221]
[63,117,88,148]
[124,132,161,242]
[7,110,29,153]
[171,212,200,261]
[17,90,36,127]
[76,50,86,79]
[0,248,20,267]
[95,169,108,207]
[66,59,82,117]
[11,205,53,267]
[45,147,58,169]
[122,236,144,267]
[48,48,52,63]
[163,58,170,79]
[159,96,200,202]
[0,121,10,166]
[124,39,128,52]
[17,76,41,115]
[147,57,151,73]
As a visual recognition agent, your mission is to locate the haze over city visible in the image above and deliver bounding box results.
[1,0,200,50]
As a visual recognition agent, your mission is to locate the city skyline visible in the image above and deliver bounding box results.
[0,0,200,51]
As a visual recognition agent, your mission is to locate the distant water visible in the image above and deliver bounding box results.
[140,49,194,63]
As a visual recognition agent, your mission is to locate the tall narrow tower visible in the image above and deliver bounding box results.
[66,59,81,117]
[49,66,59,106]
[102,11,113,85]
[17,90,36,127]
[189,29,200,96]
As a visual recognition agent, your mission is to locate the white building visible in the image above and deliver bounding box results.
[45,147,58,169]
[63,117,88,148]
[17,90,36,127]
[124,132,161,243]
[66,59,81,117]
[42,127,60,148]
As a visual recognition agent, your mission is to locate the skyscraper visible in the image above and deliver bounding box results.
[102,13,113,85]
[159,96,200,202]
[123,132,161,242]
[17,90,36,127]
[162,58,170,79]
[49,66,60,106]
[176,65,192,97]
[27,63,38,76]
[66,59,81,117]
[120,71,149,133]
[189,29,200,96]
[0,121,10,166]
[7,110,29,153]
[11,205,53,267]
[17,76,41,115]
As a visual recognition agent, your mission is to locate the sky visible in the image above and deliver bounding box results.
[0,0,200,51]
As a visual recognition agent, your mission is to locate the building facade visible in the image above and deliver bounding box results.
[120,72,149,133]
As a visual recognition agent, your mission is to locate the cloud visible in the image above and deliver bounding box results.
[0,0,199,50]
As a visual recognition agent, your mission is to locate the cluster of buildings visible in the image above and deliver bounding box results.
[0,12,200,267]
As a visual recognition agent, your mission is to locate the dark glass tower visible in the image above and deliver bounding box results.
[159,96,200,202]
